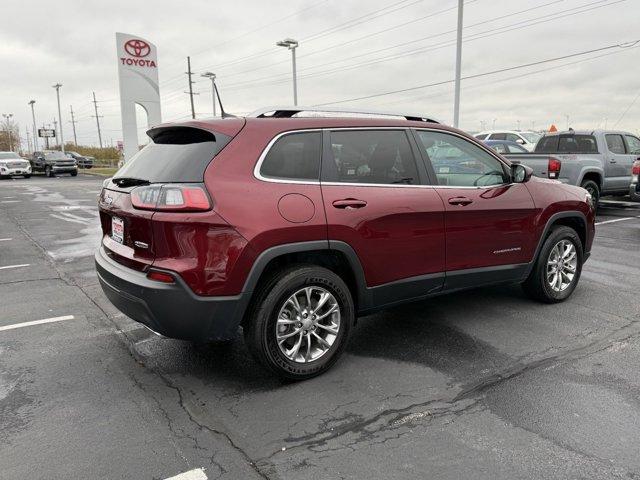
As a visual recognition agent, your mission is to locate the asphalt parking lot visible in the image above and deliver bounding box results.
[1,175,639,480]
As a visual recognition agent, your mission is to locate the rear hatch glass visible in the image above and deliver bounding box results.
[99,125,233,270]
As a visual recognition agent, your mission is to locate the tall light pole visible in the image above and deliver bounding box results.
[2,113,14,151]
[53,83,65,153]
[28,100,38,151]
[201,72,218,117]
[453,0,464,128]
[277,38,299,106]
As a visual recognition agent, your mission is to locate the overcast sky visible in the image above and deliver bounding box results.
[1,0,639,148]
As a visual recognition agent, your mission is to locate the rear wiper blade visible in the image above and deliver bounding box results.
[112,177,150,187]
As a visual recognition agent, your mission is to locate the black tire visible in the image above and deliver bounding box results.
[581,179,600,207]
[23,174,31,179]
[522,225,583,303]
[244,265,354,381]
[45,165,54,177]
[71,171,78,177]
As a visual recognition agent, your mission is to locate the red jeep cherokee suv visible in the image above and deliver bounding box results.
[95,108,595,380]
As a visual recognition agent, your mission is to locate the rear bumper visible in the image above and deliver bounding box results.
[95,246,248,341]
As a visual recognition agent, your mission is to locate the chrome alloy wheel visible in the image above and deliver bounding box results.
[546,239,578,292]
[275,286,341,363]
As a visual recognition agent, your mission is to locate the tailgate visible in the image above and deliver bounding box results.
[99,186,156,271]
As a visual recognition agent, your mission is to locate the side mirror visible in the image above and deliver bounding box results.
[511,163,533,183]
[515,138,526,145]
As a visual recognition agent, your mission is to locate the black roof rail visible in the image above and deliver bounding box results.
[247,106,440,124]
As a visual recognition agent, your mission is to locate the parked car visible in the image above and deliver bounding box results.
[631,159,640,201]
[95,107,595,380]
[484,140,529,154]
[32,151,78,177]
[497,129,640,205]
[0,151,31,178]
[474,130,542,152]
[66,151,94,169]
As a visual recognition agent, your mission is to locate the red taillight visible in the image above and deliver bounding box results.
[548,157,561,179]
[632,160,640,176]
[147,271,175,283]
[131,184,211,212]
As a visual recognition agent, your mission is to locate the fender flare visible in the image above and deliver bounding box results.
[525,210,589,278]
[577,167,604,188]
[241,240,369,308]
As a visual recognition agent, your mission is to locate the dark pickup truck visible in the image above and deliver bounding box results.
[32,151,78,177]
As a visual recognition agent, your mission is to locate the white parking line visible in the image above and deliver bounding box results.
[164,469,207,480]
[600,199,640,207]
[0,200,20,203]
[595,216,639,226]
[0,238,11,242]
[0,263,29,270]
[0,315,75,332]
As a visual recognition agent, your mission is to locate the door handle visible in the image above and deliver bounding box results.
[448,196,473,206]
[610,158,617,163]
[332,198,367,209]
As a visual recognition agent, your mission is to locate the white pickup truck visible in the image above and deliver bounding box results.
[501,129,640,204]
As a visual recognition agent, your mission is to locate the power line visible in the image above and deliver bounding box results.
[219,0,625,92]
[313,40,640,106]
[614,89,640,127]
[173,0,428,84]
[159,0,331,86]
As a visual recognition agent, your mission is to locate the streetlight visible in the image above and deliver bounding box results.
[276,38,299,106]
[2,113,14,151]
[201,72,218,117]
[52,83,65,153]
[28,100,38,151]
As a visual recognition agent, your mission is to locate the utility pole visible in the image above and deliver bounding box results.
[26,129,32,153]
[565,114,570,130]
[2,113,14,151]
[277,38,299,105]
[516,120,521,131]
[69,105,78,146]
[186,56,197,119]
[92,91,104,148]
[53,83,65,153]
[453,0,464,128]
[201,72,217,117]
[28,100,38,151]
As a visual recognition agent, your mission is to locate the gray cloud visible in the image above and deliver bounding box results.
[1,0,639,149]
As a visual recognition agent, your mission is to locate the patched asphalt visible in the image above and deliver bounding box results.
[1,175,639,479]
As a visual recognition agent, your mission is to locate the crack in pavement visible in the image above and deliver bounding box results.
[257,317,640,463]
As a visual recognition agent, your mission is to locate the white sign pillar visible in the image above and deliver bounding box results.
[116,32,161,162]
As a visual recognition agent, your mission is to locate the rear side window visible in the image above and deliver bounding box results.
[536,135,597,153]
[474,133,488,140]
[259,131,321,181]
[535,136,559,153]
[115,127,231,183]
[325,130,419,185]
[489,133,507,140]
[606,134,626,154]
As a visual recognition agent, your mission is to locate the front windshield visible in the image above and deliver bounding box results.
[521,132,542,144]
[45,152,70,160]
[0,152,21,159]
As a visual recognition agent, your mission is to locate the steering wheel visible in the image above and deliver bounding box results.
[473,170,504,187]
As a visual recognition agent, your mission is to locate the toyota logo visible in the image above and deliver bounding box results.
[124,39,150,58]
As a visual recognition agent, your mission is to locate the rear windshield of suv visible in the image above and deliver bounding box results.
[114,126,231,183]
[535,134,597,154]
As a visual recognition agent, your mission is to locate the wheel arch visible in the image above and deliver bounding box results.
[240,241,368,323]
[528,211,588,277]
